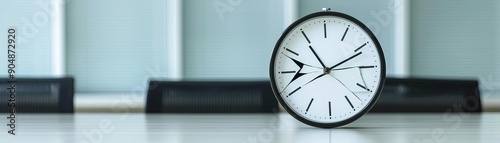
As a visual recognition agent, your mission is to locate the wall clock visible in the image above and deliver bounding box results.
[269,8,386,128]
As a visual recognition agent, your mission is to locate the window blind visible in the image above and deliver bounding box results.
[0,1,53,77]
[410,0,500,82]
[182,0,283,80]
[67,0,170,92]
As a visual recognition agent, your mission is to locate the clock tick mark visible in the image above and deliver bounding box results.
[359,66,375,69]
[285,48,299,56]
[305,98,314,114]
[354,42,367,52]
[301,30,311,44]
[280,71,296,74]
[288,87,301,97]
[345,96,355,111]
[356,83,372,92]
[341,27,349,41]
[324,23,327,38]
[328,101,332,117]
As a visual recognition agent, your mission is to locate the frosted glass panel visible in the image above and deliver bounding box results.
[0,0,52,76]
[67,0,169,92]
[410,0,500,82]
[182,0,283,79]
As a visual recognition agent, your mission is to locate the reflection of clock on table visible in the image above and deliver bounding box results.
[269,8,386,128]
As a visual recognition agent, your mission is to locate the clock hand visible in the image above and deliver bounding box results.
[287,53,364,92]
[328,52,362,70]
[284,72,326,96]
[308,45,327,68]
[303,73,327,86]
[279,71,323,94]
[331,65,376,71]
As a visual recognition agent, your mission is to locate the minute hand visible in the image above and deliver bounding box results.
[329,52,362,70]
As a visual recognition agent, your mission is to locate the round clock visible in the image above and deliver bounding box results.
[269,8,386,128]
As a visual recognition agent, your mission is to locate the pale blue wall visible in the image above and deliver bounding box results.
[410,0,500,85]
[0,0,52,76]
[4,0,500,93]
[67,0,170,92]
[182,0,283,80]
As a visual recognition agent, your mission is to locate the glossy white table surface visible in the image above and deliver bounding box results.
[2,113,499,143]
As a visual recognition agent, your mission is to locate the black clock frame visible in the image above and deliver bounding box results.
[269,11,386,128]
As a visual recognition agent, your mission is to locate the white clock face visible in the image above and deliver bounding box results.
[270,13,385,127]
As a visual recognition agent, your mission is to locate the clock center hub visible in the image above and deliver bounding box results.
[324,68,331,74]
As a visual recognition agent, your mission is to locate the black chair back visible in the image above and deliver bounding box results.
[370,78,481,112]
[146,81,278,113]
[0,78,74,113]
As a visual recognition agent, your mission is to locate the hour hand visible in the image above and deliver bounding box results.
[303,73,326,86]
[329,52,362,70]
[308,45,327,68]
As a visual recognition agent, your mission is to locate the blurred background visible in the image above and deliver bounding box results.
[1,0,499,112]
